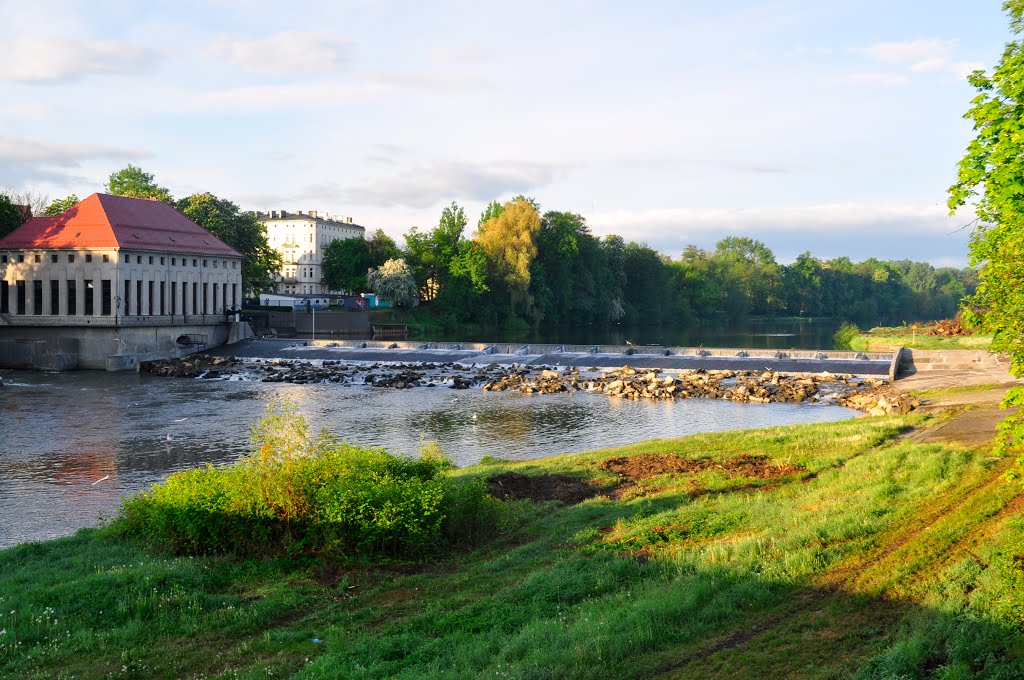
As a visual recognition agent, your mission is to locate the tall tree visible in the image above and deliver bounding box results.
[106,164,173,203]
[177,193,282,297]
[322,238,373,293]
[474,197,541,318]
[0,194,22,238]
[43,194,80,217]
[948,0,1024,454]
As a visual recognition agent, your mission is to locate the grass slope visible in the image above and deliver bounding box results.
[3,415,1024,678]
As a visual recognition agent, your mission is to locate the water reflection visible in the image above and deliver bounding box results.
[0,368,856,547]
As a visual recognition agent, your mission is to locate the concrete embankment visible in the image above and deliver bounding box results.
[210,338,897,377]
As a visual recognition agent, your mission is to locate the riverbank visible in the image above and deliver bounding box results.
[2,381,1022,678]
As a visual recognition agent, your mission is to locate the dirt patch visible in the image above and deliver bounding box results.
[599,453,803,481]
[486,472,602,505]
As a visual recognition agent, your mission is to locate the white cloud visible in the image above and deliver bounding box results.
[847,73,909,86]
[344,162,564,209]
[208,31,351,76]
[0,37,158,82]
[857,39,981,81]
[0,136,150,165]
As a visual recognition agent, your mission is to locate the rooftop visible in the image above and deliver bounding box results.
[0,193,242,257]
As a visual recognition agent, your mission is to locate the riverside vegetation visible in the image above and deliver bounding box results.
[2,391,1024,678]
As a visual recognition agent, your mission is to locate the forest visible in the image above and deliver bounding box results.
[335,197,976,331]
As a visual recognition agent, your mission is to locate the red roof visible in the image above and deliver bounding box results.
[0,193,242,257]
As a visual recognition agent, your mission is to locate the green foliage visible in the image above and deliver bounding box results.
[0,194,22,238]
[833,322,861,350]
[177,192,282,297]
[109,403,502,559]
[105,164,173,203]
[367,258,419,307]
[42,194,79,217]
[948,1,1024,471]
[474,197,541,318]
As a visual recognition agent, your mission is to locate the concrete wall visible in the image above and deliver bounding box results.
[0,322,236,370]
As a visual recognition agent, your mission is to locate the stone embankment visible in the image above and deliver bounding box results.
[140,355,918,415]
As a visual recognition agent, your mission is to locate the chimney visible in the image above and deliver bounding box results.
[347,217,353,224]
[310,210,317,218]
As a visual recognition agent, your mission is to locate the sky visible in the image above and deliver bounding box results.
[0,0,1013,267]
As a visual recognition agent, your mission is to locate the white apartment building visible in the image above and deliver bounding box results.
[255,210,366,295]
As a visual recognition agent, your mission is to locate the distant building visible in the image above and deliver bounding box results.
[0,193,248,370]
[254,210,366,296]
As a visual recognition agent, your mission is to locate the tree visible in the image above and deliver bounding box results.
[367,229,401,267]
[367,258,419,307]
[323,238,373,293]
[106,164,173,203]
[43,194,80,217]
[0,194,22,238]
[948,0,1024,455]
[474,197,541,318]
[404,202,469,301]
[177,193,282,297]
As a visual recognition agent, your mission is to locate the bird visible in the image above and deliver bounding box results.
[166,433,173,441]
[625,340,635,347]
[174,417,187,422]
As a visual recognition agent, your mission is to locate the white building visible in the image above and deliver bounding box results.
[0,193,247,370]
[254,210,366,296]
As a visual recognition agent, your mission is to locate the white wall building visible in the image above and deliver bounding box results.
[254,210,366,296]
[0,193,247,370]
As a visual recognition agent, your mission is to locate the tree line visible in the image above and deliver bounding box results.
[338,196,976,330]
[2,170,975,330]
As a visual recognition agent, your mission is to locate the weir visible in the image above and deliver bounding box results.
[210,338,899,378]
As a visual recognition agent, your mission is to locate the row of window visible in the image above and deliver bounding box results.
[0,253,238,270]
[0,279,239,317]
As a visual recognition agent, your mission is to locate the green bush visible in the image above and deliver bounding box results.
[833,322,860,350]
[109,403,502,560]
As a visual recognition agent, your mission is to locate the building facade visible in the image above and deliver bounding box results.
[254,210,366,295]
[0,193,247,370]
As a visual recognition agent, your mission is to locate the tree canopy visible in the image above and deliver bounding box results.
[367,258,418,307]
[0,194,23,239]
[106,164,173,203]
[43,194,80,217]
[948,0,1024,453]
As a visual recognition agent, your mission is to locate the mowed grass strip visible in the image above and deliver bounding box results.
[2,414,1024,678]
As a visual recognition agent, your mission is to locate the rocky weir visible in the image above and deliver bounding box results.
[140,354,919,416]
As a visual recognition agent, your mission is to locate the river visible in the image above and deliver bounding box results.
[0,367,857,548]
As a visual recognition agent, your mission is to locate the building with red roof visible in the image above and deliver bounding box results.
[0,194,249,370]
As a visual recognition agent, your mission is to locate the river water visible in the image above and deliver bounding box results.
[0,367,857,548]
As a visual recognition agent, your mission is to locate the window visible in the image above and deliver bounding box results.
[67,280,76,315]
[84,280,94,316]
[202,283,208,313]
[213,260,218,268]
[33,280,42,315]
[171,281,177,315]
[203,259,208,267]
[49,280,58,315]
[16,281,25,314]
[149,256,154,265]
[160,281,165,315]
[160,257,164,265]
[192,282,198,314]
[223,260,227,268]
[34,254,41,263]
[148,280,153,315]
[232,261,237,269]
[123,280,130,315]
[101,280,111,315]
[0,281,7,313]
[1,255,6,263]
[68,254,74,263]
[137,256,142,264]
[18,254,24,263]
[50,254,58,263]
[85,254,93,263]
[193,259,197,267]
[232,283,237,307]
[136,280,142,315]
[125,254,130,263]
[103,254,109,263]
[172,258,176,266]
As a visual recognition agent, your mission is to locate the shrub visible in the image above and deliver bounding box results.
[833,322,860,350]
[109,403,502,560]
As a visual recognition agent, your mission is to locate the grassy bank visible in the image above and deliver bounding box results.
[3,411,1024,678]
[851,327,993,352]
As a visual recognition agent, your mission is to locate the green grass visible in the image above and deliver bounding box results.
[3,414,1024,678]
[851,329,993,351]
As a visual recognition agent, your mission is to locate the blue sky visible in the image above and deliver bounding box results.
[0,0,1012,266]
